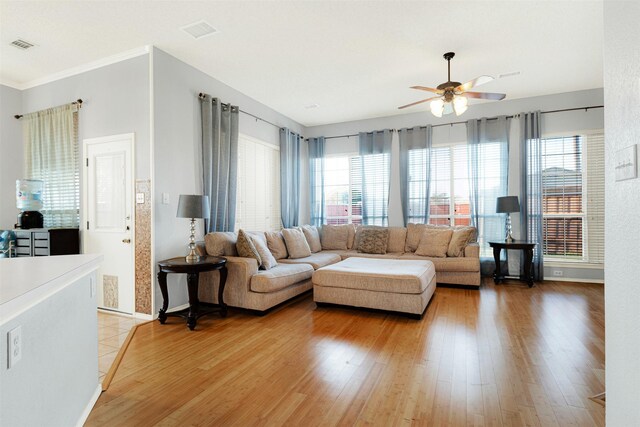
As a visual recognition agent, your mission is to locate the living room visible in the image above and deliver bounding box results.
[0,1,637,426]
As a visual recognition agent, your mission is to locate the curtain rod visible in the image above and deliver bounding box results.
[14,99,83,119]
[309,105,604,141]
[198,92,287,132]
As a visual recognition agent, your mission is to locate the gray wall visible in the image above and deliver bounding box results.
[304,88,605,282]
[0,85,23,228]
[604,1,640,425]
[152,48,305,311]
[21,55,151,181]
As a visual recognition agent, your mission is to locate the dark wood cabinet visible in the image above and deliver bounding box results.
[13,228,80,257]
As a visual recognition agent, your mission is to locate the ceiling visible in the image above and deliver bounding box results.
[0,1,604,127]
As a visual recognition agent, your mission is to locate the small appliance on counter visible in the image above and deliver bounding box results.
[16,179,44,229]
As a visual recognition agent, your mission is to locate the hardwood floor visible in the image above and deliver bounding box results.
[87,279,605,426]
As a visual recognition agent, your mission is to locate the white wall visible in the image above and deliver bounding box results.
[604,1,640,425]
[0,85,24,228]
[304,88,604,281]
[152,48,305,311]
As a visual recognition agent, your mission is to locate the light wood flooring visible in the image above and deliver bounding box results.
[97,311,147,384]
[87,279,605,426]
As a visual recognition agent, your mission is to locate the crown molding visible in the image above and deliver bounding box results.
[0,78,23,90]
[2,45,151,91]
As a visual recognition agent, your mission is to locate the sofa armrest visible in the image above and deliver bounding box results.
[464,243,480,258]
[198,255,259,307]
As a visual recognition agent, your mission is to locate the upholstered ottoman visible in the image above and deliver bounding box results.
[312,257,436,318]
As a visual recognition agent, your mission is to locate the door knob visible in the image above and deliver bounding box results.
[122,238,131,244]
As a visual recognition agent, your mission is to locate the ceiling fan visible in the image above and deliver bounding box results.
[398,52,506,117]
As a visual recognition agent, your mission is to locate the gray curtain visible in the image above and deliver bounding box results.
[200,94,239,232]
[467,116,509,275]
[399,126,432,225]
[280,128,301,228]
[308,136,326,226]
[520,111,544,280]
[359,129,392,225]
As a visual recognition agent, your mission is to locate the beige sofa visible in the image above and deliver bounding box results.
[196,225,480,314]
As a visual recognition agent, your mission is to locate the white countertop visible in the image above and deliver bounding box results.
[0,254,103,323]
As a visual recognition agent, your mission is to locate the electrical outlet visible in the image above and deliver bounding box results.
[136,192,145,204]
[7,326,22,369]
[553,270,563,277]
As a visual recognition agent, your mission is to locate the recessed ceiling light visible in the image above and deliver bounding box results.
[305,104,319,109]
[10,39,35,50]
[181,20,218,40]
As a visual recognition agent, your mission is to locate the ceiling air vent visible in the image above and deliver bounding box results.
[181,20,218,39]
[10,39,35,50]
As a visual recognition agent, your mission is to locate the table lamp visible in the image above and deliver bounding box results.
[177,195,210,263]
[496,196,520,243]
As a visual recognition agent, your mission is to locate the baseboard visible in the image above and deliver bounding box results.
[166,303,190,313]
[75,384,102,427]
[134,312,154,320]
[545,277,604,284]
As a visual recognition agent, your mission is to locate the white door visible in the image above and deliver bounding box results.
[83,134,135,314]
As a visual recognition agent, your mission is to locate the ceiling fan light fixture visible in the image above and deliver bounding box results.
[430,98,444,118]
[453,96,468,116]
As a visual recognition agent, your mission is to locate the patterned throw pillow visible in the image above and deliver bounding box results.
[250,235,278,270]
[301,225,322,253]
[357,228,389,254]
[415,228,454,258]
[265,231,288,260]
[282,228,312,259]
[236,229,262,266]
[447,227,476,257]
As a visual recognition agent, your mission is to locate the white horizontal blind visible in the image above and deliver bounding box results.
[235,135,281,232]
[23,105,80,228]
[408,148,428,222]
[427,144,471,226]
[356,153,389,226]
[584,132,605,264]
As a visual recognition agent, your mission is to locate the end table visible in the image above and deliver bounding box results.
[488,241,536,288]
[157,256,227,330]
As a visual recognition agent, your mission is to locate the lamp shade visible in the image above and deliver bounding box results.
[496,196,520,213]
[177,195,210,219]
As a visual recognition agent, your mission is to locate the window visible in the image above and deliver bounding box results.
[408,144,470,226]
[314,156,362,225]
[357,153,390,226]
[541,133,604,263]
[235,134,281,231]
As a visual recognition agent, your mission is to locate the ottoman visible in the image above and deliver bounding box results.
[312,257,436,318]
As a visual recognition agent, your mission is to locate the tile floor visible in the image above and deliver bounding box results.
[97,310,148,384]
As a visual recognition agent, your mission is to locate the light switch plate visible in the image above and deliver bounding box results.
[136,193,145,204]
[162,193,170,204]
[615,145,637,182]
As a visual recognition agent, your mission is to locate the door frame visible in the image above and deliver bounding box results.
[82,133,136,314]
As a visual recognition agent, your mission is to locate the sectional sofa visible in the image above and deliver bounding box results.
[196,224,481,313]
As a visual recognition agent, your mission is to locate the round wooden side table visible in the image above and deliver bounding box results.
[488,241,536,288]
[157,256,227,330]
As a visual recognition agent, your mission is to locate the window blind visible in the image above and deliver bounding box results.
[356,153,389,226]
[23,104,80,228]
[425,144,471,226]
[584,133,605,264]
[235,135,281,232]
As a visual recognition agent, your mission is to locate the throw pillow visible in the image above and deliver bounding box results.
[447,226,476,257]
[415,228,454,258]
[301,225,322,253]
[320,224,349,250]
[357,228,389,254]
[354,225,386,250]
[404,223,428,253]
[386,227,407,253]
[236,229,262,266]
[282,228,312,259]
[204,232,238,256]
[265,231,288,260]
[250,235,278,270]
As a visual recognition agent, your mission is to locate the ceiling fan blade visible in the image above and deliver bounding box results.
[398,96,440,110]
[410,86,445,94]
[455,75,494,92]
[463,91,506,100]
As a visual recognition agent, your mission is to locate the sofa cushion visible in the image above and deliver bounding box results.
[415,228,453,258]
[399,253,479,272]
[447,227,476,257]
[204,232,238,256]
[279,252,341,270]
[405,223,427,253]
[357,228,389,254]
[302,225,322,253]
[265,231,288,260]
[251,263,314,293]
[282,228,312,258]
[321,224,350,250]
[338,251,403,260]
[236,229,261,265]
[250,234,278,270]
[386,227,407,253]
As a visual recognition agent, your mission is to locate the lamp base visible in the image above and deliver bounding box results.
[505,213,515,243]
[185,218,201,263]
[185,248,201,264]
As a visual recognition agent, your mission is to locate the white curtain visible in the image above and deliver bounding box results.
[23,104,79,228]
